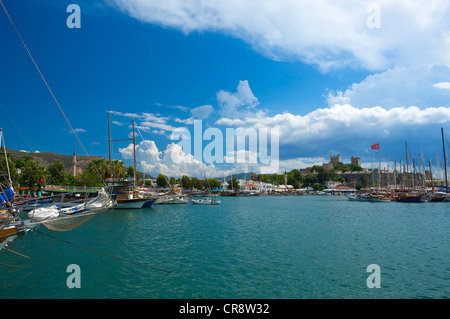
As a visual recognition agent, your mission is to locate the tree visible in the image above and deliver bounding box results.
[81,159,109,186]
[191,177,203,189]
[207,178,220,189]
[156,174,169,188]
[48,160,66,185]
[313,183,325,191]
[228,176,240,190]
[19,157,46,193]
[181,175,192,189]
[126,165,135,178]
[0,152,19,186]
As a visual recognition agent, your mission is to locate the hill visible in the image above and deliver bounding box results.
[5,148,106,174]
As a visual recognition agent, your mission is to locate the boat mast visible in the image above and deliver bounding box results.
[132,120,137,189]
[108,113,112,178]
[405,142,409,189]
[387,155,390,190]
[442,127,448,192]
[428,160,434,192]
[0,128,12,186]
[378,150,381,191]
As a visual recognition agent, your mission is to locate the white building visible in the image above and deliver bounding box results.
[325,181,342,189]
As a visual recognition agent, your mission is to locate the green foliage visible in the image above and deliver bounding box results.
[313,183,325,191]
[48,160,66,185]
[333,162,363,172]
[207,178,220,189]
[156,174,169,188]
[228,176,240,190]
[126,165,135,178]
[19,157,46,191]
[190,177,204,189]
[0,152,19,186]
[181,175,192,189]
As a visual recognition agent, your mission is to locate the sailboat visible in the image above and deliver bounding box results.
[107,114,156,209]
[190,173,221,205]
[191,195,221,205]
[441,127,450,202]
[27,187,115,231]
[0,129,30,250]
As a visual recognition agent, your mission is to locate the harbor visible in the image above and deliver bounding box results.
[1,0,450,303]
[1,195,449,299]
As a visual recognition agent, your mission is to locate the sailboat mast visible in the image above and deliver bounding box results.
[428,160,434,192]
[387,155,390,190]
[405,142,409,189]
[378,150,381,191]
[132,120,137,189]
[0,129,12,185]
[108,113,112,178]
[442,127,448,192]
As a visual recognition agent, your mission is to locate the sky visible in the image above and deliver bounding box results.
[1,0,450,178]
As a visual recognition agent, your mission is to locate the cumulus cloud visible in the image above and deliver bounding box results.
[109,0,450,71]
[119,139,216,177]
[327,65,450,109]
[215,80,266,120]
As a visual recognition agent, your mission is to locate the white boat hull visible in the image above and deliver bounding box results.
[115,198,155,209]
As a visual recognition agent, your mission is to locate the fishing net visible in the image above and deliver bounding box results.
[30,188,115,232]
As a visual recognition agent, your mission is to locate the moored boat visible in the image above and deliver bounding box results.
[394,193,422,203]
[191,195,221,205]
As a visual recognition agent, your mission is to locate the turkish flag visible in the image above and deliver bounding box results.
[38,177,45,184]
[371,143,379,150]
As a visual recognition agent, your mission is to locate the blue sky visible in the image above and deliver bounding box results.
[1,0,450,178]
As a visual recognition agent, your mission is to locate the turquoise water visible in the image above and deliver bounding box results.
[1,195,449,299]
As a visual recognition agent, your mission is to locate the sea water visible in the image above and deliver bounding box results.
[1,195,449,299]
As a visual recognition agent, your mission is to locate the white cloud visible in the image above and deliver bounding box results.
[245,104,450,146]
[433,82,450,91]
[109,0,450,71]
[69,128,87,133]
[190,104,214,120]
[327,65,450,109]
[216,80,265,119]
[119,139,216,177]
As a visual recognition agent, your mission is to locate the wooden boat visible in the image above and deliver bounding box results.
[109,185,156,209]
[0,225,18,251]
[220,190,237,196]
[394,193,422,203]
[346,193,384,202]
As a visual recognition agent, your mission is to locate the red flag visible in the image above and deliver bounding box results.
[371,143,379,150]
[139,182,145,187]
[38,177,45,184]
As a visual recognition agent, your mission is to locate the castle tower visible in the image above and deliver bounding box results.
[72,148,77,177]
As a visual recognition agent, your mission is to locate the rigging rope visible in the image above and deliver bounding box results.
[0,0,105,187]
